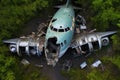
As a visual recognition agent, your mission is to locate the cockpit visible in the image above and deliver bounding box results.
[50,25,70,32]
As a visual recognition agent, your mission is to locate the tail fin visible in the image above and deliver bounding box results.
[54,0,82,10]
[66,0,71,7]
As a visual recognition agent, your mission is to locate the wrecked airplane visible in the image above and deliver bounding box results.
[3,0,117,66]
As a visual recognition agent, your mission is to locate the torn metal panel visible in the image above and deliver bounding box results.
[91,60,102,68]
[80,61,87,69]
[21,59,30,65]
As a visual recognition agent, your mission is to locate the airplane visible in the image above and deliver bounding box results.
[3,0,117,66]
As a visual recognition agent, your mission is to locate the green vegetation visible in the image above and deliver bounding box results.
[0,0,50,80]
[91,0,120,31]
[0,0,120,80]
[0,0,49,41]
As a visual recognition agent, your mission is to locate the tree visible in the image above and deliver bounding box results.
[91,0,120,31]
[0,0,50,80]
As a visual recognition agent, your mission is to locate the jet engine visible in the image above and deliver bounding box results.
[9,44,17,53]
[101,37,109,46]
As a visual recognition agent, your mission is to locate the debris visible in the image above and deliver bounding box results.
[80,61,87,69]
[89,29,96,33]
[21,59,30,65]
[35,64,43,68]
[20,36,26,38]
[91,60,102,68]
[80,24,87,30]
[62,60,72,71]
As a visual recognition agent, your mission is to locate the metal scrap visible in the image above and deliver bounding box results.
[21,59,30,65]
[80,61,87,69]
[62,60,72,71]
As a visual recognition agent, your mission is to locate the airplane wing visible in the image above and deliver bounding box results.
[3,36,45,56]
[70,31,117,55]
[3,38,19,44]
[3,22,47,56]
[95,31,117,38]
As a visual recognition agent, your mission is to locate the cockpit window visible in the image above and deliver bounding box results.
[65,27,70,31]
[58,29,64,32]
[67,27,70,30]
[53,28,57,32]
[52,18,57,23]
[50,25,70,32]
[50,25,53,30]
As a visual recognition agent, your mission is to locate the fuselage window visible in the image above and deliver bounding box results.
[53,28,57,32]
[65,27,70,32]
[61,43,63,47]
[64,40,67,45]
[52,18,57,23]
[65,28,68,32]
[50,25,58,32]
[51,26,53,30]
[67,27,70,30]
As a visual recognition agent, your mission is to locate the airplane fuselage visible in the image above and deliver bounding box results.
[45,5,75,66]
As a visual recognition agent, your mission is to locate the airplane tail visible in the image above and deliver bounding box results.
[54,0,71,8]
[66,0,71,7]
[66,0,82,10]
[55,0,82,10]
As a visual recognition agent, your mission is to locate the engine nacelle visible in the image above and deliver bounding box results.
[9,44,17,53]
[101,37,109,46]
